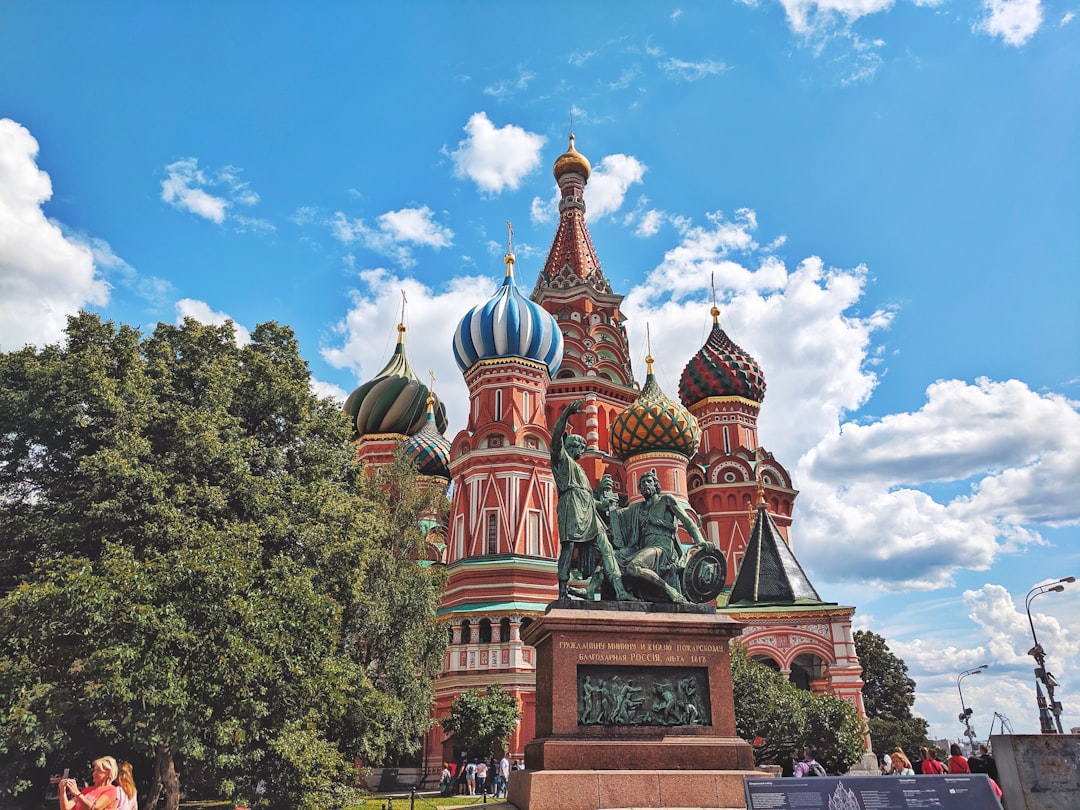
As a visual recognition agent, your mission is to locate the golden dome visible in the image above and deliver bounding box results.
[553,134,591,180]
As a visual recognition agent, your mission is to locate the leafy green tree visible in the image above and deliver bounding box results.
[731,643,865,775]
[0,313,447,810]
[854,630,930,759]
[441,685,521,760]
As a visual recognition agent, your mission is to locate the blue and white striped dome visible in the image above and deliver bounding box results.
[452,252,563,375]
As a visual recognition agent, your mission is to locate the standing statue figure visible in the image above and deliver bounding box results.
[551,401,633,601]
[611,469,709,603]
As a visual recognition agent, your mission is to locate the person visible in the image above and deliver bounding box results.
[609,469,709,603]
[919,746,945,774]
[513,759,525,770]
[58,756,119,810]
[496,754,510,798]
[793,745,825,777]
[475,759,488,796]
[550,401,632,601]
[947,743,970,774]
[115,762,137,810]
[888,747,914,775]
[974,744,998,782]
[464,759,477,796]
[439,763,453,797]
[880,753,891,774]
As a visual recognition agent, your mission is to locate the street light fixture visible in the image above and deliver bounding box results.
[957,664,989,749]
[1025,576,1076,734]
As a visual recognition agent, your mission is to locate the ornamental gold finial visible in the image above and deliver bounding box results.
[504,220,516,276]
[427,370,436,410]
[398,290,408,342]
[710,272,720,325]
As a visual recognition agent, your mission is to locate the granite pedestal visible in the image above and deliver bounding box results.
[508,602,757,810]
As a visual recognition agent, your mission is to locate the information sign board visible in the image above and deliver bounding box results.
[745,774,1002,809]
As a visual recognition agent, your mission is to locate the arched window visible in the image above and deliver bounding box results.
[479,618,492,643]
[520,617,533,636]
[495,390,503,421]
[500,617,511,643]
[460,619,472,645]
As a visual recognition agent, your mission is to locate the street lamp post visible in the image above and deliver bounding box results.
[1025,576,1075,735]
[957,665,988,749]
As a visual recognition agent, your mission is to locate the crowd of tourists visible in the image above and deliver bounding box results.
[439,754,523,798]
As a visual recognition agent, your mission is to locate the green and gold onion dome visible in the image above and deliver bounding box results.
[679,306,767,406]
[552,133,591,181]
[344,323,448,439]
[610,355,702,460]
[402,395,452,479]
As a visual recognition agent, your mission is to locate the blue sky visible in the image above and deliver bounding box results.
[2,2,1077,741]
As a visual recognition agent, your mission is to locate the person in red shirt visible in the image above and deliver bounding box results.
[947,743,971,774]
[58,757,119,810]
[919,746,946,774]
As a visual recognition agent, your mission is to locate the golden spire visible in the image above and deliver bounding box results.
[504,220,516,277]
[645,322,654,374]
[427,370,436,411]
[710,271,720,325]
[397,289,407,342]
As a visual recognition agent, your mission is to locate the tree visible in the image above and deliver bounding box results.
[854,630,930,759]
[731,643,865,775]
[0,313,448,810]
[441,685,521,760]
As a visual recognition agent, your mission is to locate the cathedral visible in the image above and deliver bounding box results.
[344,135,869,770]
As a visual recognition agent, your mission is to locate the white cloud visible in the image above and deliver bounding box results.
[779,0,895,35]
[161,158,271,229]
[658,57,729,81]
[376,207,453,248]
[795,379,1079,589]
[976,0,1044,45]
[635,209,665,237]
[483,69,535,99]
[568,50,596,67]
[0,118,110,350]
[331,206,453,268]
[175,298,251,346]
[446,113,546,194]
[310,378,348,402]
[585,154,647,220]
[1063,11,1075,24]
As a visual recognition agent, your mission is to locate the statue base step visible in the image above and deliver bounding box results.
[507,768,757,810]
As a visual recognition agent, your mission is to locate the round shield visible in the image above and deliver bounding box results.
[682,546,728,603]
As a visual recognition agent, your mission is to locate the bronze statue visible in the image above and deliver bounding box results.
[550,401,633,601]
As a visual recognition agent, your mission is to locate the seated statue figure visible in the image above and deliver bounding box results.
[610,469,709,603]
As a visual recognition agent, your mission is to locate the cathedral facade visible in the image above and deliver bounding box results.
[344,136,869,770]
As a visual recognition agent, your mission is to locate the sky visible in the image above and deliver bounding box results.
[1,1,1078,743]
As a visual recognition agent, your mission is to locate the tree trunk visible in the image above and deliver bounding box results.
[144,740,180,810]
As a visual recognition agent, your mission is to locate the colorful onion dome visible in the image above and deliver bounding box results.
[452,246,564,375]
[679,306,767,406]
[344,323,448,437]
[402,395,452,478]
[553,133,591,181]
[610,356,702,460]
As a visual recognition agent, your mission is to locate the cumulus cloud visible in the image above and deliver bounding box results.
[779,0,895,35]
[976,0,1044,45]
[446,113,546,194]
[796,379,1079,589]
[161,158,271,230]
[634,209,665,237]
[175,298,251,346]
[0,118,110,350]
[331,205,453,268]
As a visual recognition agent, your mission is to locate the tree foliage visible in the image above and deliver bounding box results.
[853,630,930,759]
[731,643,865,775]
[441,685,521,760]
[0,313,448,810]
